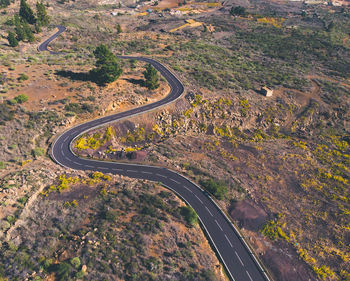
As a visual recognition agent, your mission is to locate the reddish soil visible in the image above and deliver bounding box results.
[230,200,317,281]
[230,199,268,231]
[47,184,98,203]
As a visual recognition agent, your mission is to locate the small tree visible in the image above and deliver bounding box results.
[7,32,19,47]
[15,24,26,41]
[19,0,36,24]
[93,44,116,67]
[36,1,49,26]
[23,21,35,42]
[143,63,159,90]
[90,44,122,85]
[230,6,247,16]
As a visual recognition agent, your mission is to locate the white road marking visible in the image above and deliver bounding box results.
[170,178,180,184]
[195,195,203,203]
[141,171,153,174]
[114,168,123,171]
[183,186,192,192]
[206,207,213,216]
[246,271,253,281]
[225,234,233,248]
[73,161,82,166]
[236,251,244,266]
[86,165,94,168]
[215,219,223,231]
[99,167,108,170]
[127,169,137,173]
[156,173,167,178]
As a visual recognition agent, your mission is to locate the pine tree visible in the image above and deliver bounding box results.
[19,0,36,24]
[143,63,159,90]
[36,1,49,26]
[93,44,115,67]
[90,44,123,85]
[23,21,35,42]
[7,32,19,47]
[230,6,247,16]
[15,23,26,41]
[14,14,21,27]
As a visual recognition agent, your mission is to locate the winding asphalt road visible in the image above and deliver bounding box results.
[40,26,270,281]
[37,25,66,54]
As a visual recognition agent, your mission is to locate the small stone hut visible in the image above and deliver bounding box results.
[260,87,273,97]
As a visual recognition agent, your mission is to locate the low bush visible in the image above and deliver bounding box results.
[9,94,29,104]
[32,147,45,157]
[17,73,29,82]
[180,206,197,226]
[200,179,228,200]
[64,102,94,114]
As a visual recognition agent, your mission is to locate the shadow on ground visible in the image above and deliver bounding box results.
[124,78,145,87]
[55,70,92,82]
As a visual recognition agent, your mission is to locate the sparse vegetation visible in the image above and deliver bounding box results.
[0,175,222,280]
[64,102,94,114]
[1,1,349,281]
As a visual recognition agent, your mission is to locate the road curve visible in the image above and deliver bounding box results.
[37,25,66,54]
[40,27,270,281]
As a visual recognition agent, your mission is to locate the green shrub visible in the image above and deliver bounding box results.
[8,99,17,105]
[64,103,94,114]
[14,94,28,103]
[200,179,228,200]
[70,257,81,269]
[230,6,247,16]
[6,215,15,224]
[18,73,28,82]
[180,206,197,226]
[32,147,45,157]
